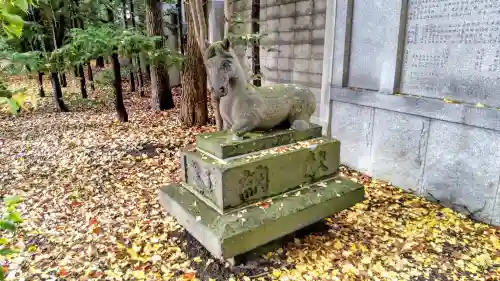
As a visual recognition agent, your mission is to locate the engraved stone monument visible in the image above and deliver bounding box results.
[401,0,500,107]
[158,40,365,261]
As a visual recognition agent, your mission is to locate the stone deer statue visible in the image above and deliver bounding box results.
[204,39,316,140]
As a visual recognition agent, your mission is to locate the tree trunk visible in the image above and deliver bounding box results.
[137,64,145,97]
[122,0,136,92]
[251,0,261,87]
[87,63,95,91]
[96,56,105,67]
[180,9,208,126]
[176,0,184,54]
[111,53,128,122]
[77,65,88,98]
[145,0,175,110]
[50,73,69,112]
[136,4,149,83]
[128,65,136,92]
[37,72,45,97]
[51,16,67,89]
[130,0,144,97]
[146,64,151,81]
[60,73,67,87]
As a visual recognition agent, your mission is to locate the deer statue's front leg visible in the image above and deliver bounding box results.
[230,119,256,141]
[211,97,224,131]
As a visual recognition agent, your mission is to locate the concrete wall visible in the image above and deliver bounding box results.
[161,3,181,86]
[207,0,225,42]
[229,0,327,120]
[322,0,500,225]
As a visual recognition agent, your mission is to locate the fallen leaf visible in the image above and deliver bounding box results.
[256,201,270,209]
[88,218,98,227]
[59,267,69,277]
[0,81,497,281]
[183,271,196,280]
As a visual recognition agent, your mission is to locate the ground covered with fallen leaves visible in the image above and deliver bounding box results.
[0,76,499,281]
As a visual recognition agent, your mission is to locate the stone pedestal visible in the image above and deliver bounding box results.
[158,125,365,259]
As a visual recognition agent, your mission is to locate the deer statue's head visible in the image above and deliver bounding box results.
[204,38,240,99]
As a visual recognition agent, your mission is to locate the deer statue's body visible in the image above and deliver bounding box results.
[205,39,316,140]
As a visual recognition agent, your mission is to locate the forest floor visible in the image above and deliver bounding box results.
[0,75,499,281]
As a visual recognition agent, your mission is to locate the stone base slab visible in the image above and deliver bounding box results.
[158,175,365,259]
[195,123,323,159]
[182,137,341,212]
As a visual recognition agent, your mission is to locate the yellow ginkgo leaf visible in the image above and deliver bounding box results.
[443,97,459,104]
[361,255,371,264]
[126,247,149,262]
[466,263,478,273]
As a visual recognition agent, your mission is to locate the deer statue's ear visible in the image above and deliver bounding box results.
[222,38,230,50]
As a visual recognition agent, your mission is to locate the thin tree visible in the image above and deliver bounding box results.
[136,6,152,82]
[130,0,144,97]
[49,15,69,112]
[180,5,207,126]
[251,0,260,86]
[176,0,184,54]
[183,0,233,129]
[112,52,128,121]
[95,57,105,67]
[59,72,67,87]
[37,72,45,97]
[145,0,174,110]
[71,0,88,99]
[26,7,46,98]
[93,6,116,69]
[122,0,136,92]
[87,63,95,91]
[106,8,129,121]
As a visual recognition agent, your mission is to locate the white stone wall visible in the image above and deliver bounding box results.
[324,0,500,226]
[161,3,181,86]
[231,0,328,119]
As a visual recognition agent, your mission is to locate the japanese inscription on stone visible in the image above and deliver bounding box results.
[401,0,500,107]
[238,166,269,202]
[305,150,329,181]
[188,160,215,197]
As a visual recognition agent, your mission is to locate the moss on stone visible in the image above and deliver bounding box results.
[196,123,323,158]
[158,175,365,259]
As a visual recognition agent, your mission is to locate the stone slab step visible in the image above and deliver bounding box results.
[195,123,322,159]
[181,137,341,213]
[158,175,365,259]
